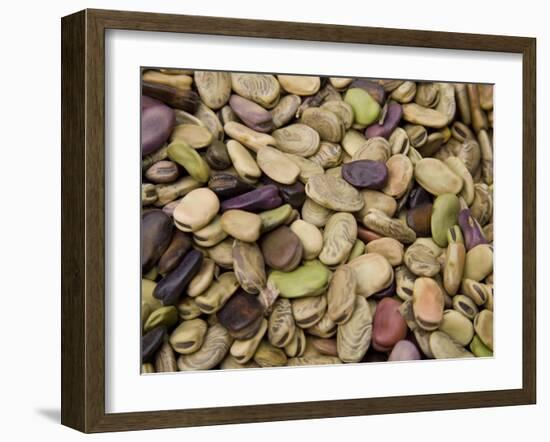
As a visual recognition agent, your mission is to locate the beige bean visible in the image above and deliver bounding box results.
[439,310,474,346]
[307,314,338,338]
[226,139,262,181]
[309,141,343,169]
[301,198,334,227]
[429,331,473,359]
[444,157,475,205]
[193,216,228,247]
[352,137,391,162]
[194,71,232,109]
[362,208,416,244]
[268,298,296,348]
[187,259,216,297]
[173,188,220,232]
[319,212,357,266]
[413,277,444,331]
[461,278,491,306]
[414,158,463,196]
[194,272,240,314]
[154,176,201,207]
[301,107,345,143]
[143,70,193,90]
[366,237,404,266]
[232,240,266,294]
[177,323,233,370]
[278,75,321,96]
[254,341,288,367]
[337,296,373,362]
[382,154,414,198]
[292,295,327,328]
[290,220,324,260]
[230,319,268,364]
[284,327,307,358]
[154,341,178,373]
[169,318,208,354]
[357,190,397,219]
[327,265,357,324]
[474,310,493,350]
[257,145,300,184]
[464,244,493,281]
[220,210,262,242]
[348,253,394,297]
[272,124,320,157]
[342,129,368,157]
[272,95,301,128]
[285,154,324,183]
[404,242,440,277]
[287,356,342,366]
[171,123,213,148]
[231,73,280,108]
[395,265,416,302]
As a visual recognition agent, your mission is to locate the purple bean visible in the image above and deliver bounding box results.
[262,176,306,208]
[141,95,175,156]
[341,160,388,189]
[141,326,166,363]
[365,102,403,139]
[153,249,203,306]
[229,95,273,133]
[372,278,397,300]
[388,340,422,361]
[458,208,488,250]
[408,185,432,209]
[221,185,282,212]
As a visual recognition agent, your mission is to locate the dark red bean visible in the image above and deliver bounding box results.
[157,230,192,275]
[217,290,264,339]
[260,226,303,272]
[208,173,256,199]
[406,203,433,237]
[141,210,173,273]
[372,298,408,352]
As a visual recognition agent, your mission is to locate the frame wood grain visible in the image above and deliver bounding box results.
[61,8,536,433]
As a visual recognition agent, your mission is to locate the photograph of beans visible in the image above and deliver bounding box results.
[141,70,494,373]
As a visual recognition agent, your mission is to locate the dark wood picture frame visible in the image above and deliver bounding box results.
[61,8,536,433]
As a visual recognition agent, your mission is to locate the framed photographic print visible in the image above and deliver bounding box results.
[61,9,536,433]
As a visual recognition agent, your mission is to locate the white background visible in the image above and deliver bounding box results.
[0,0,546,440]
[106,30,523,413]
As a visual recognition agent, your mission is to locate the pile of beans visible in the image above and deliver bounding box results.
[141,70,494,373]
